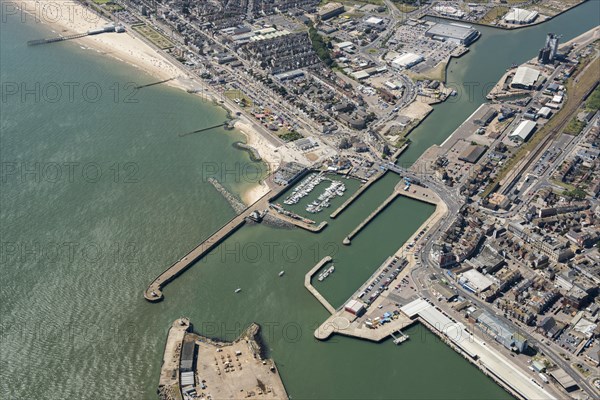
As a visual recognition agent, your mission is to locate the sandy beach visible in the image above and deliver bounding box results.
[19,0,183,83]
[235,118,281,204]
[19,0,282,202]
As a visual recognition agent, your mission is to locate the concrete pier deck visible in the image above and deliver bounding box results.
[314,307,416,342]
[315,183,449,341]
[145,186,284,302]
[343,191,400,245]
[269,211,328,232]
[304,256,336,315]
[329,170,385,219]
[158,318,190,399]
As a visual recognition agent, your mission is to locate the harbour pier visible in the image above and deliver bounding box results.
[178,122,229,137]
[158,318,190,394]
[390,329,409,345]
[144,185,284,302]
[343,190,399,245]
[27,32,89,46]
[27,24,122,46]
[134,78,175,90]
[315,183,449,341]
[269,210,328,232]
[304,256,336,314]
[329,170,385,219]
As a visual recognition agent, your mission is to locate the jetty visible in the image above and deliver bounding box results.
[145,184,286,302]
[208,177,246,214]
[158,317,190,400]
[269,210,328,232]
[343,190,399,245]
[178,122,228,137]
[27,24,122,46]
[27,32,89,46]
[134,78,175,90]
[390,329,409,345]
[304,256,336,314]
[330,170,385,219]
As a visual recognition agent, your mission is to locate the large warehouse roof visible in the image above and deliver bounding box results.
[365,16,384,25]
[459,145,487,164]
[400,298,430,318]
[426,23,476,41]
[504,8,538,24]
[510,120,537,142]
[391,52,424,68]
[512,66,540,88]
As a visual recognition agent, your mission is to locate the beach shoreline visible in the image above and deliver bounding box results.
[18,0,280,202]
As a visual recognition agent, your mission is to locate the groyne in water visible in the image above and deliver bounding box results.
[178,122,228,137]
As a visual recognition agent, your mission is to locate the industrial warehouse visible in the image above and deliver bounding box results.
[511,66,542,89]
[391,52,424,70]
[504,8,539,25]
[510,120,537,142]
[425,22,480,46]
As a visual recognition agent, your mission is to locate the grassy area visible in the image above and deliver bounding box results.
[104,4,123,12]
[131,25,173,50]
[394,137,410,148]
[279,130,303,142]
[308,27,334,67]
[480,6,509,25]
[586,84,600,111]
[406,59,448,82]
[550,179,576,192]
[391,1,420,13]
[91,0,112,4]
[223,90,253,107]
[482,56,600,198]
[525,0,584,16]
[562,187,587,200]
[564,117,586,135]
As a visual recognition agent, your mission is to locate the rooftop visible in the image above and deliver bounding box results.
[512,66,540,88]
[425,23,477,41]
[510,120,537,141]
[458,145,487,164]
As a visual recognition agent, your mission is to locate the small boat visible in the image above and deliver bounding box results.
[279,271,285,277]
[234,288,242,293]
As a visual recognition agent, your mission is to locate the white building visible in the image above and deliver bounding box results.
[391,53,424,70]
[365,16,384,26]
[511,66,541,89]
[344,299,366,315]
[334,41,354,50]
[433,5,465,19]
[537,106,552,119]
[510,120,537,142]
[459,269,493,293]
[504,8,539,25]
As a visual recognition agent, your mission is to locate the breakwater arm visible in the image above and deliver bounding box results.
[330,170,385,219]
[304,256,336,314]
[207,177,246,214]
